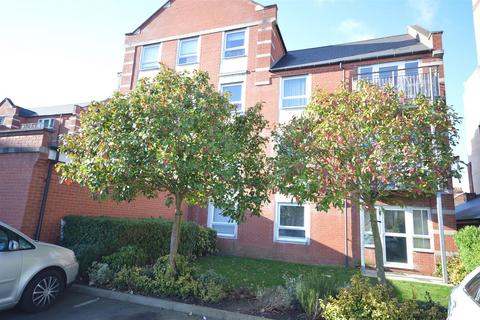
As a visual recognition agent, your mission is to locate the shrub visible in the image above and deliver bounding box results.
[256,286,293,311]
[62,215,217,272]
[197,270,230,303]
[455,226,480,273]
[112,266,152,293]
[70,243,108,272]
[87,262,115,286]
[321,275,447,320]
[434,256,468,285]
[102,246,148,271]
[295,273,346,320]
[321,275,400,320]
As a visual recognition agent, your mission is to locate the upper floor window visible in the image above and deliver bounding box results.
[412,209,431,250]
[0,116,5,125]
[224,29,246,58]
[140,44,160,70]
[221,83,243,112]
[38,118,54,129]
[281,76,308,109]
[178,37,199,65]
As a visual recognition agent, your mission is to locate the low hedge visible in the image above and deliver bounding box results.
[61,215,217,271]
[455,226,480,274]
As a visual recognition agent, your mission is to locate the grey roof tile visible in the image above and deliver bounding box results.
[271,34,431,71]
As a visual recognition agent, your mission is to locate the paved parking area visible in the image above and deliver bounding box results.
[1,290,213,320]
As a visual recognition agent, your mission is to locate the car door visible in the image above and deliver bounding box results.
[0,226,23,307]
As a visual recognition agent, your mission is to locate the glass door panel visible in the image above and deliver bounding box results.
[383,210,408,265]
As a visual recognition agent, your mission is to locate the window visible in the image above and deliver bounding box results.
[38,118,54,129]
[363,211,374,247]
[413,209,431,250]
[224,29,246,58]
[178,37,199,65]
[221,83,243,112]
[276,203,308,243]
[0,229,8,252]
[465,273,480,306]
[281,76,308,109]
[208,204,237,238]
[359,67,373,82]
[0,116,5,125]
[140,44,160,70]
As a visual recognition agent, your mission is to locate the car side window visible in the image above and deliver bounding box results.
[465,273,480,304]
[0,229,8,252]
[18,237,34,250]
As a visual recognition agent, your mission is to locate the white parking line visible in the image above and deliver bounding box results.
[73,298,100,308]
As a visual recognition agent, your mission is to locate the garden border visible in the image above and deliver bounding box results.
[71,284,269,320]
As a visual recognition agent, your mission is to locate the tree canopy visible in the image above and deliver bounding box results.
[273,82,460,283]
[58,66,272,270]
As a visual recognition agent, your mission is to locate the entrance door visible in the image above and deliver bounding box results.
[383,209,409,267]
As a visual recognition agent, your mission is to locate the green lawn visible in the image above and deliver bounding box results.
[194,255,452,307]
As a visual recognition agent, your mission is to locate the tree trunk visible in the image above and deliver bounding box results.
[366,202,386,285]
[169,194,183,273]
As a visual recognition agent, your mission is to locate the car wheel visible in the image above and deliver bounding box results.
[19,269,65,313]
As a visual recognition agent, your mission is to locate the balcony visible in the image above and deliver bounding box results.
[351,67,441,101]
[20,123,54,130]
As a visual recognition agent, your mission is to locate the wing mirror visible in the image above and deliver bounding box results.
[8,240,19,251]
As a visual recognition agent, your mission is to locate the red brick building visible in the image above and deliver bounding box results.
[1,0,456,275]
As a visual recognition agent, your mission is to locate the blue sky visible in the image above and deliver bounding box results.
[0,0,476,187]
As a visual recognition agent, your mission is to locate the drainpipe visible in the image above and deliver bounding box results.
[344,199,349,267]
[34,116,63,241]
[340,62,345,89]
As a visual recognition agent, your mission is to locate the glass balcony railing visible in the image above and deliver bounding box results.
[351,67,441,101]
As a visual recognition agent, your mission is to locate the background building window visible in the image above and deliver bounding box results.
[364,211,374,247]
[140,44,160,70]
[276,203,308,243]
[413,209,431,250]
[221,83,243,112]
[208,205,237,238]
[224,29,245,58]
[178,37,199,65]
[0,116,5,125]
[281,76,307,109]
[38,118,54,129]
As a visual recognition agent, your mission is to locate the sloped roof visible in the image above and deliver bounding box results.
[456,197,480,221]
[271,34,431,71]
[17,103,89,117]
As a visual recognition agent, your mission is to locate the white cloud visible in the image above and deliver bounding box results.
[408,0,439,26]
[337,19,376,42]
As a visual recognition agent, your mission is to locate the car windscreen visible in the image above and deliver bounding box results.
[465,272,480,305]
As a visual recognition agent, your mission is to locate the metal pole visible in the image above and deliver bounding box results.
[436,192,449,283]
[344,199,349,267]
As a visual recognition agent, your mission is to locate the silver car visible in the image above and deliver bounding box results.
[448,265,480,319]
[0,221,79,312]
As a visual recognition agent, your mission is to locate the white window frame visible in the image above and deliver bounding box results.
[177,37,200,66]
[140,43,161,71]
[207,203,237,239]
[0,116,5,125]
[360,205,433,270]
[220,82,245,113]
[274,201,310,245]
[38,118,55,129]
[223,29,247,59]
[412,209,434,253]
[280,75,311,110]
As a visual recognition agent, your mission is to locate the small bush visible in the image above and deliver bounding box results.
[434,256,467,285]
[112,266,152,293]
[321,275,447,320]
[197,270,230,303]
[256,286,293,311]
[88,262,114,286]
[102,246,148,271]
[455,226,480,273]
[295,273,346,320]
[62,215,217,272]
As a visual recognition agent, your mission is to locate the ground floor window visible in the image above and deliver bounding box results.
[207,203,237,239]
[275,202,309,244]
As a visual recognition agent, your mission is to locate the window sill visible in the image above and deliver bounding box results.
[223,55,247,60]
[177,62,199,67]
[280,106,306,110]
[274,238,309,246]
[140,67,160,72]
[412,248,434,254]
